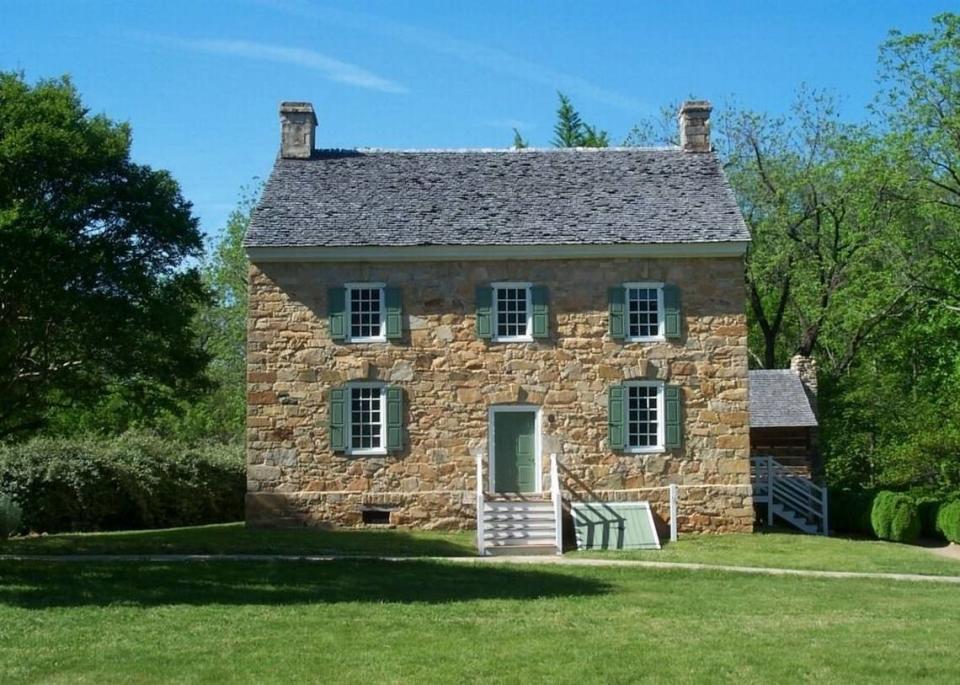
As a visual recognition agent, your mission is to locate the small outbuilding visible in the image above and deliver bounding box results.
[749,356,819,475]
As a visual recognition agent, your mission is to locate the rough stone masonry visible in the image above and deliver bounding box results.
[245,256,753,534]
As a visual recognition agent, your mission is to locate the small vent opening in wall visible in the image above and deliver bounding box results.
[362,509,391,525]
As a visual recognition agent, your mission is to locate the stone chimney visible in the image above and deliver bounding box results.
[790,354,818,417]
[279,102,317,159]
[678,100,712,152]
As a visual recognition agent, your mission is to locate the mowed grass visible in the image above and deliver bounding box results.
[573,529,960,576]
[1,559,959,683]
[4,523,959,578]
[0,522,476,557]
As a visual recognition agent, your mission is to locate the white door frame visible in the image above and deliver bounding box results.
[488,404,542,493]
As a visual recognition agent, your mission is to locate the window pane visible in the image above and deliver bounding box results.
[350,387,383,450]
[626,287,660,338]
[349,287,382,339]
[627,385,659,449]
[495,286,529,338]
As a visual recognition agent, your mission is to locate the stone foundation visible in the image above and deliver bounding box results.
[246,256,752,535]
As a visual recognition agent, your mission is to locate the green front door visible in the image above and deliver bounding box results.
[493,410,537,493]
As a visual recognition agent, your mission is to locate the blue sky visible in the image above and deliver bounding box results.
[0,0,950,239]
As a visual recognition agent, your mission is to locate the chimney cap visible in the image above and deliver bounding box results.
[678,100,712,116]
[280,101,317,124]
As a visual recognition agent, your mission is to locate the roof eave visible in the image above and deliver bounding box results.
[245,240,750,263]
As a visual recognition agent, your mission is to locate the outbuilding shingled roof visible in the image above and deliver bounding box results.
[749,370,818,429]
[244,148,750,248]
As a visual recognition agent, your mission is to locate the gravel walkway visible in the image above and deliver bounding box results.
[2,553,959,584]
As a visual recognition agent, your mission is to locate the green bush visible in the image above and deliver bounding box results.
[829,489,876,536]
[0,433,243,534]
[0,492,22,538]
[871,490,921,543]
[937,501,960,544]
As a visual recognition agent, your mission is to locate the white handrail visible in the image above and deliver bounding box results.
[475,453,485,556]
[550,453,562,555]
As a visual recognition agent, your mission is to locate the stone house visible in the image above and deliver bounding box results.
[244,100,755,551]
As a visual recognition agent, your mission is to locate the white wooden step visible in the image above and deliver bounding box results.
[483,512,556,522]
[485,544,558,556]
[484,529,555,541]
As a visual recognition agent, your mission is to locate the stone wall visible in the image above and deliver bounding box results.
[246,257,753,533]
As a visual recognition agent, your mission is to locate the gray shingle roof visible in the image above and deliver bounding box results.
[244,148,750,248]
[749,370,818,428]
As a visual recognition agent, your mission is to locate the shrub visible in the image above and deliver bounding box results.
[829,489,876,536]
[937,501,960,544]
[0,433,244,534]
[0,492,22,538]
[911,494,944,540]
[871,490,921,543]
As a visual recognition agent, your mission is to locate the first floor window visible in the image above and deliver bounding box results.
[493,283,531,341]
[348,284,384,341]
[625,283,664,340]
[626,383,661,451]
[350,385,385,453]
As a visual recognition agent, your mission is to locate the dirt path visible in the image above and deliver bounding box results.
[2,552,960,584]
[924,542,960,561]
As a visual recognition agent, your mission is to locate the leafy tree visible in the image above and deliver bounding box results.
[551,92,608,148]
[0,72,208,438]
[512,128,528,149]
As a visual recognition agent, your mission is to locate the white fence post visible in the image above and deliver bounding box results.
[669,483,679,543]
[475,453,485,556]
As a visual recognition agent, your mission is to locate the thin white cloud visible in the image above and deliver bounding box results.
[133,32,407,94]
[484,118,533,131]
[258,0,646,112]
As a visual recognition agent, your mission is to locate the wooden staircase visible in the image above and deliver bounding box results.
[475,453,563,556]
[481,497,558,555]
[752,456,829,535]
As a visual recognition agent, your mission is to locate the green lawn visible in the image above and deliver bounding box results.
[574,529,960,577]
[1,558,959,682]
[0,522,476,557]
[4,523,959,579]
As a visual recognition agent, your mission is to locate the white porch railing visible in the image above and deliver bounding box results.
[549,453,563,555]
[752,455,829,535]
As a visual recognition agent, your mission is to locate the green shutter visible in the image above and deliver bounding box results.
[329,388,346,451]
[386,386,404,451]
[475,286,493,339]
[665,384,682,449]
[663,284,681,339]
[531,286,549,339]
[608,384,625,451]
[328,287,346,342]
[608,287,625,341]
[385,287,403,340]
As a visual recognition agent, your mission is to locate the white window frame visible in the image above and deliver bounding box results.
[623,380,665,454]
[491,281,533,343]
[623,282,665,342]
[345,282,386,343]
[346,382,388,456]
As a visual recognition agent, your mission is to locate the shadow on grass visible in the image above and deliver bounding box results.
[0,559,611,609]
[1,522,475,557]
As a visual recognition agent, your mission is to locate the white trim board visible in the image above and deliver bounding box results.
[487,405,542,494]
[246,241,749,263]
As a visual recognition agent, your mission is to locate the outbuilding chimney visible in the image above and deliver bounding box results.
[790,354,818,417]
[279,102,317,159]
[678,100,712,153]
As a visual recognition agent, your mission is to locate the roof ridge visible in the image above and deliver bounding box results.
[313,146,683,154]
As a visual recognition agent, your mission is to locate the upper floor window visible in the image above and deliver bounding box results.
[347,283,385,342]
[493,282,532,342]
[624,282,664,341]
